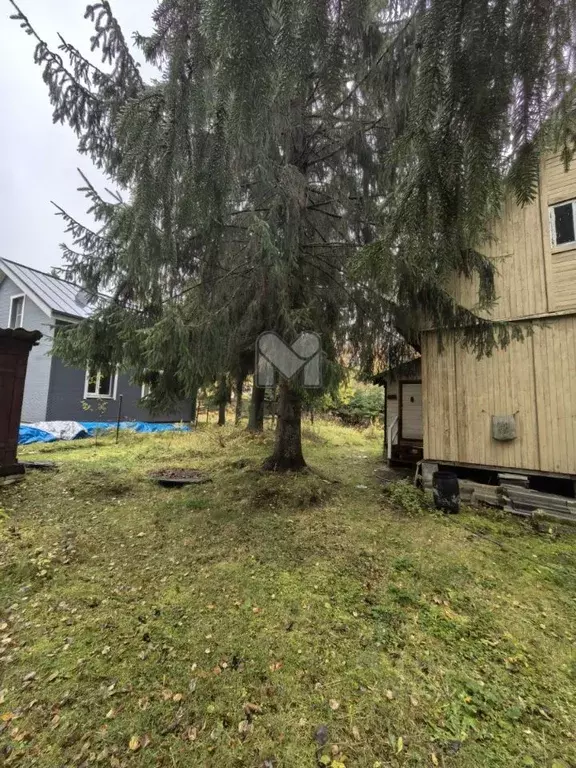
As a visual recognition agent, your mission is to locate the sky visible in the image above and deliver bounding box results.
[0,0,157,274]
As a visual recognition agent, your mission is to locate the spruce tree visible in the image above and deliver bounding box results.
[11,0,576,470]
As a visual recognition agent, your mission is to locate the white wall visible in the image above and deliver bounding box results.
[0,274,53,422]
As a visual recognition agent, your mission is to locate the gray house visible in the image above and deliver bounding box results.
[0,258,193,424]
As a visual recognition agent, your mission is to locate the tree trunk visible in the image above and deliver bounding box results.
[235,375,244,425]
[190,387,198,426]
[247,382,265,432]
[217,376,227,426]
[262,380,306,471]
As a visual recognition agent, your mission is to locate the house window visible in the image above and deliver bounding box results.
[8,295,25,329]
[550,200,576,248]
[84,368,117,399]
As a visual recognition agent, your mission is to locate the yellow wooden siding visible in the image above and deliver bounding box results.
[544,155,576,205]
[452,153,576,319]
[451,194,548,320]
[401,382,423,440]
[423,318,576,475]
[532,316,576,474]
[421,334,459,462]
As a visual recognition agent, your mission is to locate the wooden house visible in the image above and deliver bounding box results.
[418,153,576,480]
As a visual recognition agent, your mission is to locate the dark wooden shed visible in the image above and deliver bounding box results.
[0,328,42,477]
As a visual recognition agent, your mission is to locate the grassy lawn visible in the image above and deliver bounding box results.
[1,421,576,768]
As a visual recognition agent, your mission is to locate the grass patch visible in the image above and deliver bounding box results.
[1,421,575,767]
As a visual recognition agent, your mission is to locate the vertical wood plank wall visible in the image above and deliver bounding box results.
[423,319,576,475]
[423,153,576,475]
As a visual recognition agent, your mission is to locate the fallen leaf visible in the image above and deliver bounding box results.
[172,693,184,703]
[161,689,173,701]
[329,699,340,711]
[252,606,262,614]
[269,661,283,672]
[431,753,439,766]
[244,702,262,716]
[212,666,222,675]
[352,726,360,740]
[137,697,149,711]
[51,714,60,727]
[1,713,15,722]
[129,735,141,751]
[47,672,59,683]
[396,736,404,754]
[185,726,197,742]
[319,756,331,766]
[101,646,111,656]
[106,708,116,719]
[22,672,36,682]
[238,719,252,738]
[385,690,394,700]
[410,695,419,707]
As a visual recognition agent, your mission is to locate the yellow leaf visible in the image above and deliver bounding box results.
[396,736,404,754]
[129,735,141,752]
[431,752,439,766]
[173,693,184,702]
[1,712,15,722]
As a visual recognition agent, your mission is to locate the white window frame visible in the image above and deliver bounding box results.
[549,199,576,250]
[140,370,163,400]
[84,368,118,400]
[8,294,25,329]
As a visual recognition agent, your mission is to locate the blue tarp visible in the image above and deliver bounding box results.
[19,421,191,445]
[19,426,58,445]
[80,422,191,435]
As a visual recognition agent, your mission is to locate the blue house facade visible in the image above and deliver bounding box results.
[0,258,193,424]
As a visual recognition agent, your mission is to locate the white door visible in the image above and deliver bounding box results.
[401,382,423,440]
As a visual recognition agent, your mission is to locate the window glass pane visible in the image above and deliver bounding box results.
[98,373,113,396]
[10,297,23,328]
[554,203,575,245]
[86,369,98,395]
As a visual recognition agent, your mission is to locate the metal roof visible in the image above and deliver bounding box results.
[0,258,97,320]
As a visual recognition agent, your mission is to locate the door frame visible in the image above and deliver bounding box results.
[398,379,423,442]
